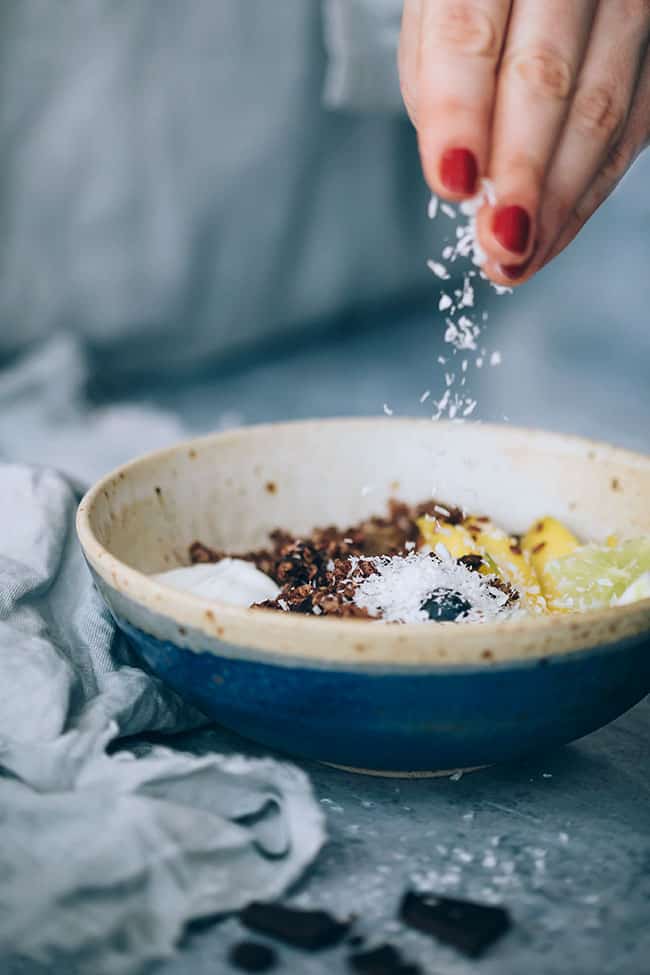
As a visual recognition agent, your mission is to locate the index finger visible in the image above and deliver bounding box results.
[417,0,513,199]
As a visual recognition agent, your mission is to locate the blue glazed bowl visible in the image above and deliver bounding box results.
[77,419,650,775]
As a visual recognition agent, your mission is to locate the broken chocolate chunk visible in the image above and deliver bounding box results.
[229,941,276,972]
[400,891,511,958]
[240,902,350,950]
[349,943,421,974]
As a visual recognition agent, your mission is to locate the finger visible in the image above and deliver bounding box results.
[477,0,596,264]
[520,0,650,274]
[399,0,422,126]
[545,141,650,266]
[416,0,512,200]
[499,41,650,281]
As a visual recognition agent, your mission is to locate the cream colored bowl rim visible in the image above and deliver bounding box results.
[76,418,650,667]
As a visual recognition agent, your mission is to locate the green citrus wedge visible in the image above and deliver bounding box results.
[545,537,650,611]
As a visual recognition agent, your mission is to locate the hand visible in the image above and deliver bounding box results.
[399,1,650,284]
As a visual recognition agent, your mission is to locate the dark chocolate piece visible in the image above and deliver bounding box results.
[229,940,276,972]
[349,943,421,974]
[240,902,349,950]
[400,891,511,958]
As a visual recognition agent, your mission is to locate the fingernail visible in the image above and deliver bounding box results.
[500,262,528,280]
[439,148,478,195]
[492,205,531,254]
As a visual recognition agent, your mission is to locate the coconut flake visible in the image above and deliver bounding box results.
[351,549,515,624]
[427,260,451,281]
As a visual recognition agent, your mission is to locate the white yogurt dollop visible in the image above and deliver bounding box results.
[152,559,280,607]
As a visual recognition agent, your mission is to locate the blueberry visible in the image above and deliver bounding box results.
[421,588,472,621]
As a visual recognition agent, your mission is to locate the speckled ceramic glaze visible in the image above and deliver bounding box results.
[77,420,650,775]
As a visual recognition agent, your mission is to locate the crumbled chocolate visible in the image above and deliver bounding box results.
[399,891,511,958]
[240,902,350,950]
[229,940,276,972]
[457,554,484,573]
[349,943,421,974]
[414,499,464,525]
[189,540,224,563]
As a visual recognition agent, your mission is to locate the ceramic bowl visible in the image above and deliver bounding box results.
[77,419,650,775]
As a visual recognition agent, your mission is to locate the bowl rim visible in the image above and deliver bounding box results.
[76,418,650,668]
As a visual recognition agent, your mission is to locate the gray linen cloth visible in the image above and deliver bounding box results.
[0,341,325,974]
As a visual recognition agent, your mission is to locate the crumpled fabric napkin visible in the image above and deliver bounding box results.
[0,347,325,974]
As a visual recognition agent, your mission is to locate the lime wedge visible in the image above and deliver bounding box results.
[617,572,650,606]
[545,538,650,611]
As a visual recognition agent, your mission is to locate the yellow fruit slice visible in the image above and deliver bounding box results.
[545,537,650,612]
[522,516,579,593]
[466,519,546,612]
[416,517,479,560]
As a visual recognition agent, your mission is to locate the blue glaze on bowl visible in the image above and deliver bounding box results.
[118,614,650,773]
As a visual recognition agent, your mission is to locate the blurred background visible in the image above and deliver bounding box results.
[0,0,648,486]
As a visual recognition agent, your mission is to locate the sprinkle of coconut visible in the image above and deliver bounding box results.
[383,403,394,416]
[420,178,515,422]
[351,549,514,624]
[427,260,451,280]
[420,390,431,403]
[481,177,497,206]
[428,195,439,220]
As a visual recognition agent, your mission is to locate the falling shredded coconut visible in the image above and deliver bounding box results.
[424,179,510,421]
[351,548,515,624]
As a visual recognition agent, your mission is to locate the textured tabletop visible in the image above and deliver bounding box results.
[156,697,650,975]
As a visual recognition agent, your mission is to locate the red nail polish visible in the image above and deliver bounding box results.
[439,148,478,196]
[500,262,528,280]
[492,206,530,255]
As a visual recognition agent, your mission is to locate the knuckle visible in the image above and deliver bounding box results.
[549,191,574,226]
[571,198,589,227]
[602,140,632,180]
[506,47,574,100]
[620,0,650,21]
[505,150,546,189]
[434,2,499,58]
[572,85,626,142]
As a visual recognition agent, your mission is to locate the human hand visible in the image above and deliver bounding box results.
[399,1,650,284]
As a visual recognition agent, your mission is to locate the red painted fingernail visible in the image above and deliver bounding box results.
[439,148,478,195]
[500,262,528,280]
[492,205,530,254]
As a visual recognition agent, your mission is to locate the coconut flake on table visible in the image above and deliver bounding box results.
[152,559,280,607]
[351,548,516,624]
